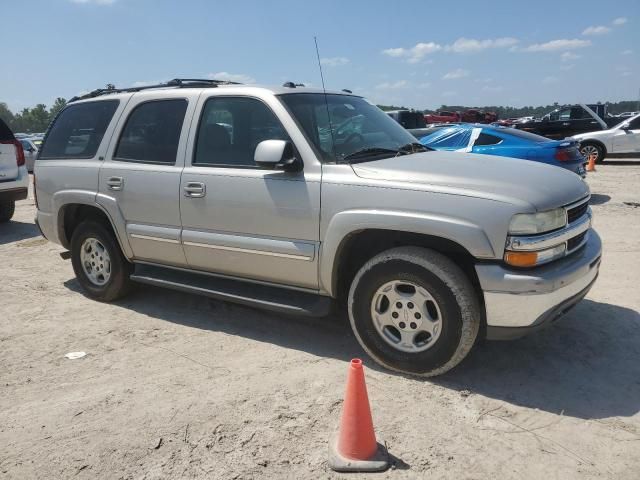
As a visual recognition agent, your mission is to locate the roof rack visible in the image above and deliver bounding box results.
[69,78,241,102]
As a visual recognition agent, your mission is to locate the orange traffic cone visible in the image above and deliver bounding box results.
[328,359,389,472]
[586,154,596,172]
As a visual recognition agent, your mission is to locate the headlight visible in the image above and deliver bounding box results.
[508,208,566,235]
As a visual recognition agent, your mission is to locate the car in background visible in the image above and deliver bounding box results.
[571,113,640,163]
[515,104,619,139]
[0,118,29,222]
[19,138,40,172]
[386,109,427,129]
[417,124,586,177]
[424,110,460,124]
[617,111,639,118]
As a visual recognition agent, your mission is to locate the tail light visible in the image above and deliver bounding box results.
[0,139,25,166]
[554,149,571,162]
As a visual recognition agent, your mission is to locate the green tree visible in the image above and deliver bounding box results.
[49,97,67,119]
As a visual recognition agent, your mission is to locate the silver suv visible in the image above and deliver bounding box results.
[34,79,601,376]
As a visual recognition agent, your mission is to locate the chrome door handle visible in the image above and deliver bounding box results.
[184,182,206,198]
[562,122,570,126]
[107,176,123,191]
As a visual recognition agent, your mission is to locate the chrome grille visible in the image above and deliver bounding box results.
[567,199,589,224]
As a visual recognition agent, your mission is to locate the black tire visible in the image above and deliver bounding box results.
[348,247,481,377]
[70,220,133,302]
[0,201,15,223]
[580,142,606,164]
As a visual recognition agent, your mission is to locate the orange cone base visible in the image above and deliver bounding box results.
[328,436,389,472]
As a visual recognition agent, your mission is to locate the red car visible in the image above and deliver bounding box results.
[424,110,460,124]
[459,109,497,123]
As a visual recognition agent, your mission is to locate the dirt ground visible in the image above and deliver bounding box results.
[1,161,639,480]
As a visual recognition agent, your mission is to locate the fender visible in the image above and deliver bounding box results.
[319,209,496,296]
[53,189,133,258]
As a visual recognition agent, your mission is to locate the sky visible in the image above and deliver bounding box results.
[1,0,638,111]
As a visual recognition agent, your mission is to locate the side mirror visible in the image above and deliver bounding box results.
[254,140,302,172]
[621,123,631,131]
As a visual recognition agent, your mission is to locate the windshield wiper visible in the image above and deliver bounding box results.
[398,142,433,153]
[339,147,401,163]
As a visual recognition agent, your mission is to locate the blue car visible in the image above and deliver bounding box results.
[418,124,587,176]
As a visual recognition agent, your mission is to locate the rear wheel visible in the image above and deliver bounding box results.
[70,220,133,302]
[580,142,606,164]
[0,201,15,223]
[348,247,481,377]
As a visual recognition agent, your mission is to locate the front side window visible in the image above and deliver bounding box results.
[628,116,640,129]
[280,94,417,162]
[39,100,119,159]
[420,127,470,149]
[114,99,187,164]
[194,97,289,167]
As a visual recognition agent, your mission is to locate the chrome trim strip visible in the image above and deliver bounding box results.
[506,212,591,251]
[182,241,313,261]
[130,234,180,244]
[565,195,590,212]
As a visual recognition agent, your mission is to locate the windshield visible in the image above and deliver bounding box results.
[279,93,418,163]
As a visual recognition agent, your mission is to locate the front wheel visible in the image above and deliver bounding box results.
[348,247,481,377]
[70,220,133,302]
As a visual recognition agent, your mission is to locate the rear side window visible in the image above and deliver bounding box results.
[474,133,502,146]
[39,100,119,159]
[114,99,187,165]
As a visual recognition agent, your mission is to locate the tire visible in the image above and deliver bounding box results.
[580,142,606,164]
[348,247,481,377]
[70,220,133,302]
[0,201,15,223]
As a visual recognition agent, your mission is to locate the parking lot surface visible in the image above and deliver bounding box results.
[1,162,639,479]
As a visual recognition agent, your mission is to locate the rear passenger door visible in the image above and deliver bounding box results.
[179,94,321,289]
[98,91,196,266]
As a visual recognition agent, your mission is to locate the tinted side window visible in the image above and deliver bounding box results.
[114,99,187,164]
[475,133,502,146]
[628,117,640,129]
[194,97,289,167]
[39,100,119,159]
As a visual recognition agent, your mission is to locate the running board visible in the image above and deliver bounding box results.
[130,264,333,317]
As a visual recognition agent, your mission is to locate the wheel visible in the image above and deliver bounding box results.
[348,247,481,377]
[0,201,15,223]
[580,142,606,164]
[70,220,133,302]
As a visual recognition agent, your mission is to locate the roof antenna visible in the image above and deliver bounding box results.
[314,36,337,161]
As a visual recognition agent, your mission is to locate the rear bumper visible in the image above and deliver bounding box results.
[476,229,602,339]
[0,186,28,203]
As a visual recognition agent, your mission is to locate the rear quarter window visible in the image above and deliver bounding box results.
[39,100,119,160]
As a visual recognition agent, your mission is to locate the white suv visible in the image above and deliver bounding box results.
[0,118,29,222]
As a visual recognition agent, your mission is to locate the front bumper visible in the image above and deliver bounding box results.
[476,229,602,339]
[0,186,28,203]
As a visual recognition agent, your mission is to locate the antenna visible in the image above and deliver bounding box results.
[314,36,337,161]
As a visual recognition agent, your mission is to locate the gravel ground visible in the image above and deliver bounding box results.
[1,161,639,479]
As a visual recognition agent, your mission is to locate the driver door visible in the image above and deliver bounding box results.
[179,95,321,289]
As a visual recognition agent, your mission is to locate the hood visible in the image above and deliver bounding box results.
[351,151,589,211]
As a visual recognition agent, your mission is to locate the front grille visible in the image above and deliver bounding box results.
[567,200,589,224]
[567,231,587,252]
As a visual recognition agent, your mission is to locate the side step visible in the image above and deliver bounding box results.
[130,264,333,317]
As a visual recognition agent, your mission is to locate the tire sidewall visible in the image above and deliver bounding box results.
[349,256,465,375]
[70,221,131,301]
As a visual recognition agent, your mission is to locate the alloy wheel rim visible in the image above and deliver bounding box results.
[370,280,443,353]
[80,237,111,286]
[581,145,598,160]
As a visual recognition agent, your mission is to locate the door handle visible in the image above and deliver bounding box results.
[562,122,570,126]
[107,176,124,191]
[184,182,206,198]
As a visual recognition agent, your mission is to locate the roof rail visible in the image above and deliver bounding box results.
[69,78,242,102]
[282,82,306,88]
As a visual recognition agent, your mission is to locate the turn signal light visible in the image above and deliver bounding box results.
[504,251,539,267]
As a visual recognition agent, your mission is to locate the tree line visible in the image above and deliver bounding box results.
[379,100,640,118]
[0,98,67,134]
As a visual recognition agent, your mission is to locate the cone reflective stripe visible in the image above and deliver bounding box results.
[329,359,389,472]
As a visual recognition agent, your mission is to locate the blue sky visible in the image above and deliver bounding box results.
[2,0,638,111]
